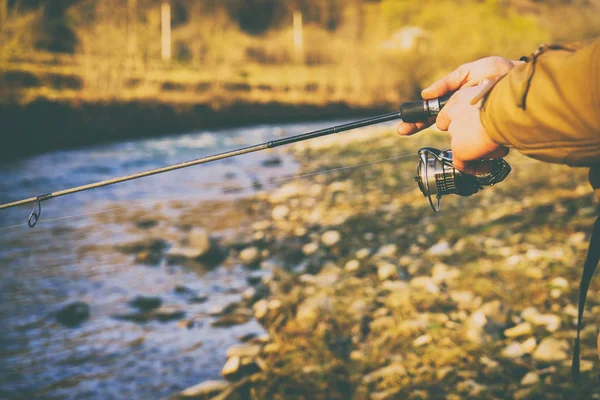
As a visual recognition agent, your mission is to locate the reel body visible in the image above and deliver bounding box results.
[415,147,511,211]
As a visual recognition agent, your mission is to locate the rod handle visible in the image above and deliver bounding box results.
[399,93,453,123]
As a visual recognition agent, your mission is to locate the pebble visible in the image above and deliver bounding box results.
[344,259,360,272]
[363,364,407,384]
[413,334,432,347]
[187,228,211,254]
[501,343,524,359]
[239,247,260,265]
[377,262,399,281]
[271,205,290,220]
[520,372,540,386]
[504,323,533,338]
[377,244,397,257]
[409,276,440,295]
[550,277,569,289]
[428,240,451,256]
[302,242,319,256]
[431,263,459,284]
[226,344,261,358]
[222,356,240,378]
[532,337,569,363]
[296,293,331,329]
[321,230,341,247]
[355,248,371,260]
[464,311,487,344]
[520,337,537,354]
[253,300,268,319]
[180,380,230,398]
[55,301,90,328]
[525,267,544,279]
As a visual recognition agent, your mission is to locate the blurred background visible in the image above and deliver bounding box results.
[1,1,600,400]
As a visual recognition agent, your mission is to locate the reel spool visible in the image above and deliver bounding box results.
[415,147,511,212]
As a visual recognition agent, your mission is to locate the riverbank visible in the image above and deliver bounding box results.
[135,126,600,399]
[0,97,390,162]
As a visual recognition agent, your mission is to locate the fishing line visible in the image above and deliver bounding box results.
[0,152,418,232]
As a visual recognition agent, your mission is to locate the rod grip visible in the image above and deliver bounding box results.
[399,93,453,123]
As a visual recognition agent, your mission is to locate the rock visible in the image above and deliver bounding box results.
[135,219,159,230]
[456,380,487,396]
[344,259,360,272]
[550,277,569,289]
[247,270,272,285]
[520,337,537,354]
[253,300,268,320]
[428,240,451,256]
[180,380,230,398]
[316,264,341,286]
[532,337,569,363]
[177,319,195,329]
[525,267,544,279]
[520,372,540,386]
[211,313,251,327]
[262,156,282,167]
[363,364,407,384]
[271,205,290,221]
[355,248,371,260]
[222,356,240,378]
[129,296,162,312]
[464,311,487,344]
[501,343,524,359]
[504,323,533,338]
[153,305,186,322]
[413,334,432,347]
[117,238,167,254]
[321,230,341,247]
[187,228,211,254]
[377,244,397,258]
[188,295,209,304]
[450,291,475,309]
[55,301,90,327]
[296,294,331,329]
[431,263,459,284]
[135,250,162,265]
[409,276,440,295]
[269,182,303,203]
[377,263,399,281]
[226,344,261,358]
[239,247,260,265]
[302,242,319,256]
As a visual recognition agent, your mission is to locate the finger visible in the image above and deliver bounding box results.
[422,63,470,98]
[396,119,433,136]
[435,92,458,131]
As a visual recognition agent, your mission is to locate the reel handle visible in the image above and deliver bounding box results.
[399,93,453,123]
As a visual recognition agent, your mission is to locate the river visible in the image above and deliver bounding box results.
[0,120,344,400]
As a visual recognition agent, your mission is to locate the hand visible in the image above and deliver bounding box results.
[435,85,509,173]
[397,56,520,136]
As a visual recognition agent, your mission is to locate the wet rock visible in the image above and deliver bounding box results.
[377,244,397,258]
[344,259,360,272]
[302,242,319,256]
[271,205,290,220]
[501,343,524,359]
[180,380,230,398]
[409,276,440,295]
[504,323,533,338]
[428,240,451,256]
[211,313,252,327]
[222,356,241,378]
[177,319,195,329]
[117,238,167,254]
[253,300,268,320]
[464,311,487,344]
[520,337,537,354]
[113,305,185,323]
[413,334,432,347]
[135,219,159,229]
[227,344,261,358]
[520,371,540,386]
[55,301,90,327]
[129,296,162,312]
[262,156,282,167]
[377,263,398,281]
[187,228,211,253]
[363,364,407,384]
[532,337,569,363]
[296,293,331,329]
[321,230,341,247]
[355,248,371,260]
[188,295,209,304]
[239,247,260,265]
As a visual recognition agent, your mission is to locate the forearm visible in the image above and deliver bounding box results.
[480,39,600,166]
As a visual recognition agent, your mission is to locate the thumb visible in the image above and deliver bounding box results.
[421,64,470,99]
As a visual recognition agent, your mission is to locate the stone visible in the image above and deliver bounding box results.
[55,301,90,327]
[187,228,211,254]
[135,219,159,230]
[532,338,569,363]
[377,244,397,258]
[227,344,261,358]
[153,306,186,322]
[355,248,371,260]
[180,380,230,398]
[117,238,167,254]
[253,300,268,320]
[501,343,524,359]
[450,291,475,308]
[464,311,487,344]
[428,240,451,256]
[271,205,290,221]
[524,267,544,279]
[296,294,331,329]
[222,356,240,378]
[377,263,399,281]
[302,242,319,256]
[550,277,569,289]
[363,364,407,384]
[211,314,251,327]
[239,247,260,265]
[504,323,533,338]
[177,319,195,329]
[520,337,537,354]
[321,230,341,247]
[456,380,487,396]
[529,314,561,332]
[344,259,360,272]
[410,276,440,295]
[413,334,432,347]
[521,372,540,386]
[128,296,162,312]
[247,270,272,285]
[262,156,282,167]
[135,250,162,265]
[431,263,459,284]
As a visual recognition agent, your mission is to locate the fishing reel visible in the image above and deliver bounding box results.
[415,147,511,212]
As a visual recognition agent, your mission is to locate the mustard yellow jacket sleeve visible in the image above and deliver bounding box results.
[480,39,600,168]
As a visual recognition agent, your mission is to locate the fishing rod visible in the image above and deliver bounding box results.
[0,93,511,228]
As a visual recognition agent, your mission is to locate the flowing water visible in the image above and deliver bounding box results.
[0,120,344,400]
